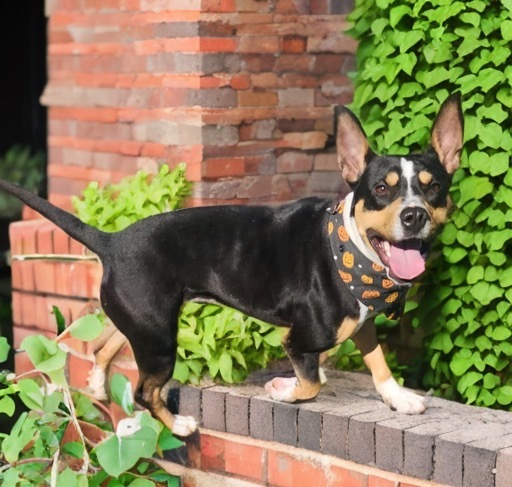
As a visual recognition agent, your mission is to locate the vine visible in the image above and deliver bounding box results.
[349,0,512,407]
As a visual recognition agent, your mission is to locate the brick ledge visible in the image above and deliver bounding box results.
[175,369,512,487]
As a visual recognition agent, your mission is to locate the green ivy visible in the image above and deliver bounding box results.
[72,164,286,384]
[349,0,512,408]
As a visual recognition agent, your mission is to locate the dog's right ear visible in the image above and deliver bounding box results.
[431,93,464,175]
[335,106,372,184]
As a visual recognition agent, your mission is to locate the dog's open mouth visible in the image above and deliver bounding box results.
[368,233,428,281]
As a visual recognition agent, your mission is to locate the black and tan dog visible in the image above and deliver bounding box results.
[0,95,463,436]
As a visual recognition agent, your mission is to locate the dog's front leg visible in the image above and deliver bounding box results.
[265,341,322,403]
[353,321,425,414]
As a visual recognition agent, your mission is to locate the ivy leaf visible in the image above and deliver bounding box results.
[491,326,512,341]
[460,12,481,27]
[457,371,483,394]
[483,373,501,389]
[488,252,507,266]
[457,176,493,206]
[479,122,504,149]
[499,270,512,288]
[501,19,512,40]
[496,385,512,405]
[371,18,389,37]
[467,151,490,175]
[475,335,492,351]
[467,266,484,284]
[477,388,496,407]
[478,103,509,124]
[439,222,457,244]
[486,230,512,251]
[443,247,467,264]
[421,66,450,88]
[429,332,453,354]
[389,5,411,27]
[470,282,502,306]
[441,298,462,316]
[450,350,473,376]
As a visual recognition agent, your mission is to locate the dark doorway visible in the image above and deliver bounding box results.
[0,0,47,156]
[0,0,47,367]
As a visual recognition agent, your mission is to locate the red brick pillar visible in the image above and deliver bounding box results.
[42,0,355,209]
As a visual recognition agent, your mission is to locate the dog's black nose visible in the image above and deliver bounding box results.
[400,207,429,233]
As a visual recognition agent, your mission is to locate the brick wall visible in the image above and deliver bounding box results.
[176,429,442,487]
[42,0,356,210]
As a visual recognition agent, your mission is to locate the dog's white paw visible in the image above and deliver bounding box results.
[264,377,298,402]
[171,415,198,437]
[377,377,426,414]
[85,365,108,401]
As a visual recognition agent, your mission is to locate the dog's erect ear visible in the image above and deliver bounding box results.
[431,94,464,174]
[335,106,371,184]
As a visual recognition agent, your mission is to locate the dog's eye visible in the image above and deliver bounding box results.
[430,182,441,193]
[374,184,389,196]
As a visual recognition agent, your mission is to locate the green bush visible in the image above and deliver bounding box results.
[348,0,512,407]
[72,164,285,384]
[0,317,181,486]
[175,303,285,384]
[72,163,192,232]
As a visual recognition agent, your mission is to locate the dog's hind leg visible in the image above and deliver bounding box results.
[102,287,197,436]
[131,335,198,437]
[135,369,197,437]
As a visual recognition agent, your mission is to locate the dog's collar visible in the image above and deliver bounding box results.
[326,197,412,320]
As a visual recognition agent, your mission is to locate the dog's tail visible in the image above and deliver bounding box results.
[0,179,110,258]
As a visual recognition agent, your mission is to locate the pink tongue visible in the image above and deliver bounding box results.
[389,244,425,280]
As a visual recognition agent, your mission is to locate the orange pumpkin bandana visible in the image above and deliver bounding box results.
[327,201,411,320]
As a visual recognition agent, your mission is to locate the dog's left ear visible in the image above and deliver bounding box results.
[335,106,372,184]
[431,94,464,174]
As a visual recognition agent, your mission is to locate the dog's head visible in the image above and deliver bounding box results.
[335,95,464,282]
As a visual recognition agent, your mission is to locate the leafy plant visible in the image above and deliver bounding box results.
[0,145,45,218]
[0,313,181,486]
[176,302,285,384]
[72,164,286,384]
[348,0,512,407]
[72,163,192,232]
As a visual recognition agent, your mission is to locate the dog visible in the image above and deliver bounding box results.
[0,95,463,437]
